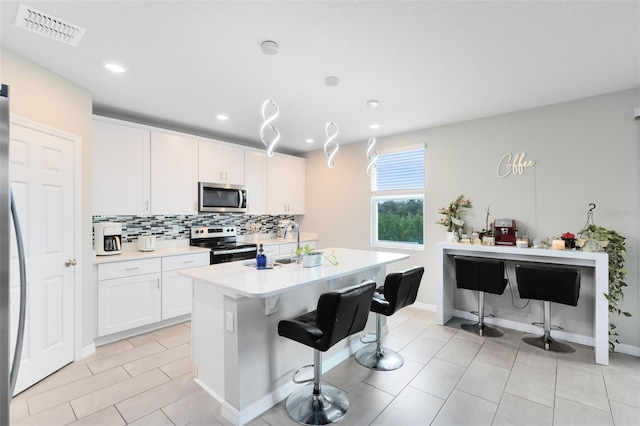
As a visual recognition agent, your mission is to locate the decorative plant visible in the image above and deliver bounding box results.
[295,245,338,265]
[579,224,629,350]
[436,194,473,233]
[295,244,319,256]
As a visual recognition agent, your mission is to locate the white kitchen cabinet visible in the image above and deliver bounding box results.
[96,252,210,338]
[97,258,162,336]
[151,131,199,214]
[267,154,306,215]
[92,118,151,215]
[161,253,209,319]
[244,149,267,214]
[198,138,245,185]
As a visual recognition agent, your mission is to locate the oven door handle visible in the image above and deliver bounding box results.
[213,247,256,255]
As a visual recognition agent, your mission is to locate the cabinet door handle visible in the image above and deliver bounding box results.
[220,171,224,181]
[125,267,140,271]
[157,278,160,290]
[225,172,228,181]
[183,260,194,264]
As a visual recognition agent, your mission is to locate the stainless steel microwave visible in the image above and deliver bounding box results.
[198,182,247,213]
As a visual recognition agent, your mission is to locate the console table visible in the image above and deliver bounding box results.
[436,242,609,365]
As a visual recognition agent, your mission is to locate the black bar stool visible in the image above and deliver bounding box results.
[355,266,424,371]
[454,256,508,337]
[516,264,581,353]
[278,280,376,425]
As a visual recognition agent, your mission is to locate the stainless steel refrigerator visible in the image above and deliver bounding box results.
[1,84,28,425]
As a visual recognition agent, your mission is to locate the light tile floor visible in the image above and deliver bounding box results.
[10,308,640,425]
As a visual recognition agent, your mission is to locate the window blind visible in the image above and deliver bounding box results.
[371,148,425,191]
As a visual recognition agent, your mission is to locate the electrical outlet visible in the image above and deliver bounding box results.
[226,312,234,333]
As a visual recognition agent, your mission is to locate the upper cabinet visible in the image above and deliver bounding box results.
[93,116,306,217]
[198,138,245,185]
[93,119,151,216]
[244,149,267,215]
[267,154,306,215]
[150,131,199,215]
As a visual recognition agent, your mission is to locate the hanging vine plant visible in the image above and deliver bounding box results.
[578,219,630,351]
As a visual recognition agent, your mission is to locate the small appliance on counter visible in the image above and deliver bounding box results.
[494,219,516,246]
[137,235,156,252]
[95,222,122,255]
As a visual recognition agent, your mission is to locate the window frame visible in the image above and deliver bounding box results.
[370,144,425,251]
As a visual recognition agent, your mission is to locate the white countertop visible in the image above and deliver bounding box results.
[178,247,409,298]
[93,245,210,264]
[436,242,607,262]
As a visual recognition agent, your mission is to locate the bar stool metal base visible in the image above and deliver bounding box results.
[285,383,348,425]
[460,322,504,338]
[460,291,504,337]
[522,333,575,353]
[521,301,576,353]
[355,345,404,371]
[355,313,404,371]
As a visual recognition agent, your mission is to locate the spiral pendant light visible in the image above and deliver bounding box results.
[324,121,339,168]
[367,137,378,176]
[324,76,340,168]
[260,99,280,157]
[366,99,380,175]
[259,40,280,157]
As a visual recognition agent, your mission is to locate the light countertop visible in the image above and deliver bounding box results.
[93,245,210,264]
[178,247,409,298]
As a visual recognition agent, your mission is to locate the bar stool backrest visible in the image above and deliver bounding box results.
[382,266,425,314]
[516,265,580,306]
[315,280,377,351]
[455,257,508,295]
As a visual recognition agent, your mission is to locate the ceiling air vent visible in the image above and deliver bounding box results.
[14,3,86,47]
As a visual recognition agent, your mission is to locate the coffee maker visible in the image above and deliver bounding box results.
[493,219,516,246]
[95,222,122,255]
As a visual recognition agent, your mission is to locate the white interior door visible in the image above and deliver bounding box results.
[9,120,75,394]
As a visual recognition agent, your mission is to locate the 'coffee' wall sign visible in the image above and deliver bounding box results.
[496,152,536,178]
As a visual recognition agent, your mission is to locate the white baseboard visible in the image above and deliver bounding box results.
[79,343,96,360]
[614,343,640,357]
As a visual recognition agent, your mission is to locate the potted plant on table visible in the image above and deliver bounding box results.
[578,224,629,351]
[436,194,473,242]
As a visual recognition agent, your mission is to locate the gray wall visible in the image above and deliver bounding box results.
[303,88,640,350]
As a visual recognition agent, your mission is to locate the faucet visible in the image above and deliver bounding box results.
[283,221,301,255]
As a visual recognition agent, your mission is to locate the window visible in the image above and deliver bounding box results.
[371,146,425,249]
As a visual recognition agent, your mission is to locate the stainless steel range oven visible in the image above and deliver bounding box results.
[190,226,257,264]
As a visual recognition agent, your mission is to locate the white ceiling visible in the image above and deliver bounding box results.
[1,1,639,155]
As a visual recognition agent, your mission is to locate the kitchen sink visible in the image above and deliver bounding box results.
[275,256,300,265]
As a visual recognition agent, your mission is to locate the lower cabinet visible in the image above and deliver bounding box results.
[161,253,209,319]
[96,252,209,337]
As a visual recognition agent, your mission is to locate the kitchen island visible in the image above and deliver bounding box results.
[178,247,409,425]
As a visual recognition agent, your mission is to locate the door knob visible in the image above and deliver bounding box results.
[65,259,77,267]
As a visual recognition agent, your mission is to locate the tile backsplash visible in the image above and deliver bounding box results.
[92,214,295,243]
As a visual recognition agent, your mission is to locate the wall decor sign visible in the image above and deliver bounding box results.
[496,152,536,178]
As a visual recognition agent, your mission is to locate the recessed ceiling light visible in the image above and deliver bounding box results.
[102,62,127,73]
[305,139,315,144]
[216,114,229,121]
[369,124,380,129]
[367,99,379,108]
